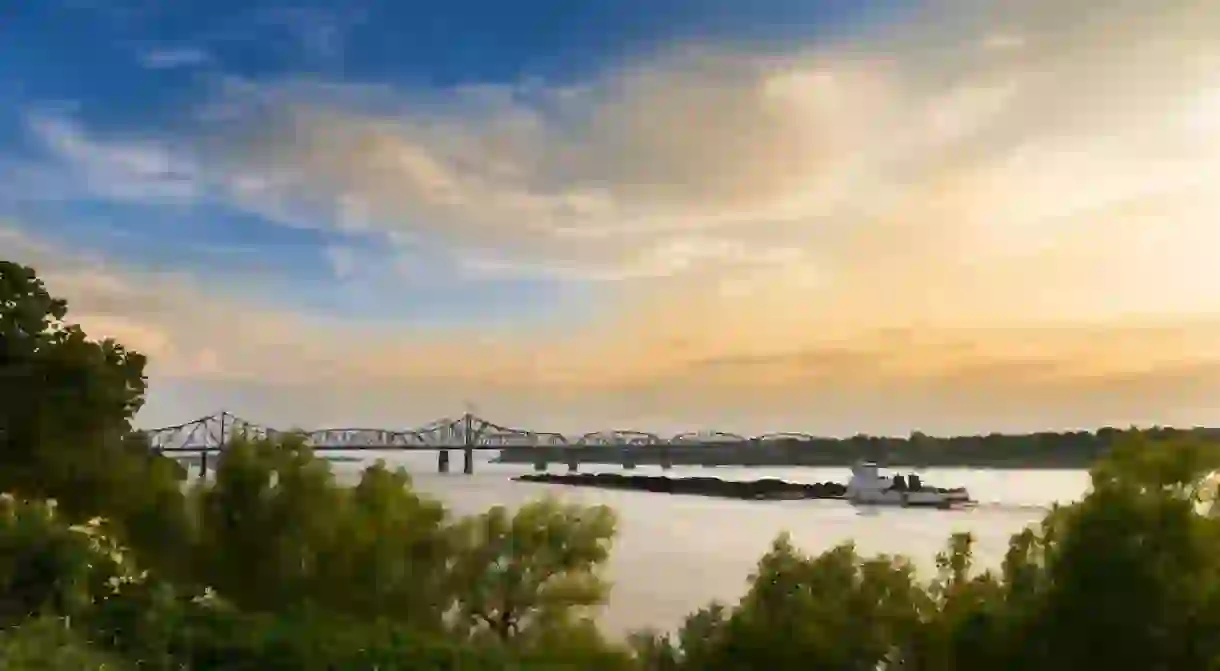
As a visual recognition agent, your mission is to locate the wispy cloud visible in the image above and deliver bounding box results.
[138,46,211,70]
[207,0,1220,329]
[22,113,204,206]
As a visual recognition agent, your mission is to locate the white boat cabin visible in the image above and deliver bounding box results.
[845,461,972,508]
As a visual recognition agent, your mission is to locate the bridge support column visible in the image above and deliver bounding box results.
[533,458,548,471]
[567,457,579,472]
[659,448,673,471]
[438,450,450,473]
[621,446,637,470]
[198,452,208,479]
[463,447,474,475]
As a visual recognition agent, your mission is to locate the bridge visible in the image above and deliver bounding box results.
[141,411,818,477]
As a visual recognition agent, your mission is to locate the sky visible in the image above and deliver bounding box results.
[3,0,1220,437]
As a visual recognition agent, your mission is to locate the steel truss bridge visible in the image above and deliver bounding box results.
[142,411,818,451]
[141,411,819,476]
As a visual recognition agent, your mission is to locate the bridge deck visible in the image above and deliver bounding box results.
[156,444,533,452]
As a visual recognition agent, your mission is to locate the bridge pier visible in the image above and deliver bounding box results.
[621,446,638,469]
[198,452,208,479]
[567,457,579,472]
[533,459,548,471]
[438,450,450,473]
[463,447,474,475]
[660,448,673,471]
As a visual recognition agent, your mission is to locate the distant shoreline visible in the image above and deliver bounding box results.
[492,427,1220,471]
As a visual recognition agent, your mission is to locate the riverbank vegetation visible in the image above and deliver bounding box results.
[7,256,1220,669]
[496,424,1220,469]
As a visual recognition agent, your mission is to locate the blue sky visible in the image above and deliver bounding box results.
[0,0,902,325]
[4,0,1220,434]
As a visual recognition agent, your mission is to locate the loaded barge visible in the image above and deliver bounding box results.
[515,461,974,508]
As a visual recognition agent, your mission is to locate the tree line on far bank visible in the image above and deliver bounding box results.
[6,256,1220,670]
[497,426,1220,469]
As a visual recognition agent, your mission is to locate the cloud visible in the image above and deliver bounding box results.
[6,221,1220,435]
[204,0,1220,328]
[9,0,1220,433]
[138,46,211,70]
[22,113,204,206]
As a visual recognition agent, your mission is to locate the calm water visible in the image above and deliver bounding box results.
[302,451,1090,635]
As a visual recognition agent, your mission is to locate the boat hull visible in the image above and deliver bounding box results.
[847,490,974,509]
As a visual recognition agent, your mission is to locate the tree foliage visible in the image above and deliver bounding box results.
[0,616,129,671]
[498,423,1220,469]
[447,499,617,643]
[0,261,189,580]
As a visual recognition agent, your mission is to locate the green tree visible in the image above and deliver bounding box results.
[316,460,451,629]
[193,433,347,613]
[447,498,617,643]
[0,494,142,629]
[682,534,928,671]
[0,261,147,505]
[899,434,1220,670]
[0,616,130,671]
[626,627,682,671]
[0,260,190,580]
[1015,435,1220,670]
[902,533,1011,670]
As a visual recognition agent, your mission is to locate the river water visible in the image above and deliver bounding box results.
[298,451,1090,635]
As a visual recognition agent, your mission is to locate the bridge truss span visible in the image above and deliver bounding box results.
[756,432,817,442]
[671,430,748,444]
[473,418,571,447]
[146,412,278,452]
[141,410,828,452]
[576,430,662,446]
[300,428,431,449]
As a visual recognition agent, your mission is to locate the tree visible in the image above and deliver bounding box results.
[896,434,1220,670]
[316,460,451,629]
[0,494,143,629]
[446,498,617,643]
[901,533,1012,670]
[0,260,189,580]
[1012,435,1220,670]
[679,534,928,671]
[0,616,130,671]
[0,261,148,500]
[193,434,348,613]
[626,628,681,671]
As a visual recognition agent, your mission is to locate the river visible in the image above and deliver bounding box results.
[302,451,1090,636]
